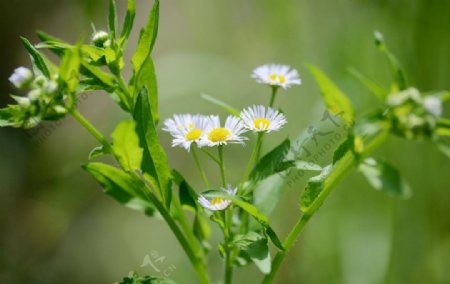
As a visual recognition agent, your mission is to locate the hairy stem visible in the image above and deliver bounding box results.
[192,146,210,188]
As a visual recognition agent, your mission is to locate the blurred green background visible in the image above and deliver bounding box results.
[1,0,449,283]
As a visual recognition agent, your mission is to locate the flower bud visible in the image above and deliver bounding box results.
[423,96,442,118]
[45,81,58,94]
[12,95,31,109]
[92,31,109,48]
[28,89,42,100]
[9,67,33,89]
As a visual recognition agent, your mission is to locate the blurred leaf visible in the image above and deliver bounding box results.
[359,158,412,198]
[119,0,136,48]
[333,136,353,164]
[308,65,354,125]
[348,67,388,101]
[277,160,322,173]
[200,94,240,117]
[115,272,177,284]
[172,170,197,211]
[59,47,81,94]
[131,0,159,75]
[436,119,450,137]
[436,138,450,158]
[250,139,290,183]
[108,0,117,39]
[233,232,271,274]
[252,175,284,218]
[83,162,155,216]
[111,120,143,171]
[21,37,51,78]
[88,145,109,160]
[374,31,408,91]
[300,165,333,212]
[133,89,172,208]
[193,213,212,246]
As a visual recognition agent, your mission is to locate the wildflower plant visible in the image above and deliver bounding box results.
[1,1,449,283]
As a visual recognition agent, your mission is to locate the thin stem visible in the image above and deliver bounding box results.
[218,145,227,187]
[224,207,234,284]
[241,132,264,186]
[262,128,390,284]
[269,86,279,108]
[192,146,210,188]
[201,148,221,165]
[70,109,112,151]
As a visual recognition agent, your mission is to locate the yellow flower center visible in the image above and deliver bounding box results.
[208,128,231,142]
[211,197,224,206]
[269,74,286,83]
[185,129,202,141]
[253,118,271,130]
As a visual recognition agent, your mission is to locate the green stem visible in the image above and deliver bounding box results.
[192,146,210,188]
[218,145,227,187]
[269,86,278,108]
[261,128,390,284]
[241,132,264,186]
[71,109,210,283]
[224,207,233,284]
[116,73,134,111]
[70,109,112,151]
[201,148,221,165]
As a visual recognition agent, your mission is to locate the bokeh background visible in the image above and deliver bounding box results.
[1,0,449,283]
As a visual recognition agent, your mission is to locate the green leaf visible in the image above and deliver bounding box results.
[131,55,158,123]
[374,31,408,91]
[308,65,355,125]
[108,0,118,39]
[111,120,143,172]
[200,94,240,117]
[359,158,412,198]
[332,137,352,164]
[83,162,155,216]
[436,119,450,137]
[119,0,136,48]
[59,47,81,94]
[133,89,172,208]
[250,139,291,183]
[233,232,271,274]
[81,62,116,90]
[131,0,159,75]
[300,165,333,212]
[172,170,197,211]
[115,272,178,284]
[348,67,388,101]
[21,37,52,78]
[88,145,109,160]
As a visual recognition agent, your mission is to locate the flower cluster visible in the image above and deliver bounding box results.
[386,87,444,139]
[2,67,65,128]
[163,105,287,152]
[163,64,300,212]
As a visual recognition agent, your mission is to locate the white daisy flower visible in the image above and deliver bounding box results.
[198,185,237,211]
[9,67,33,89]
[163,114,209,151]
[252,64,301,89]
[240,105,287,133]
[200,115,247,147]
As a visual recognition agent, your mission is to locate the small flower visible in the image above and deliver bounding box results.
[9,67,33,89]
[240,105,287,133]
[198,185,237,211]
[252,64,301,89]
[423,96,442,118]
[200,115,247,147]
[163,114,209,151]
[92,30,109,48]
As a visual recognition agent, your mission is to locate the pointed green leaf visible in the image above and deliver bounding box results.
[359,158,412,198]
[133,89,172,208]
[348,67,388,101]
[131,55,158,123]
[119,0,136,48]
[200,94,240,117]
[59,47,81,93]
[250,139,291,183]
[172,170,197,211]
[233,232,271,274]
[111,120,143,171]
[374,31,408,91]
[83,162,155,216]
[108,0,118,39]
[300,165,333,212]
[21,37,51,78]
[308,65,355,125]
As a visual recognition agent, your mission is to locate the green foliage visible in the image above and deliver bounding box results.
[111,120,143,172]
[308,65,354,125]
[21,37,52,78]
[108,0,118,39]
[249,139,291,183]
[133,89,172,208]
[115,272,177,284]
[233,232,271,274]
[119,0,136,48]
[348,67,388,101]
[59,47,81,94]
[83,162,155,216]
[359,158,412,198]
